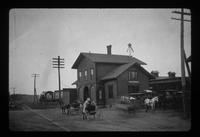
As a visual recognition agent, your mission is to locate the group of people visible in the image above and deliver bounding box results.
[82,98,96,120]
[60,97,97,120]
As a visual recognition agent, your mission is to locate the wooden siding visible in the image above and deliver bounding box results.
[104,80,117,105]
[117,65,149,97]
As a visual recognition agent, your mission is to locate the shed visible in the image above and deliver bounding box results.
[62,88,77,105]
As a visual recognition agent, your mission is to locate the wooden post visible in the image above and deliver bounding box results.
[32,74,39,104]
[180,8,187,118]
[58,56,61,100]
[172,9,191,118]
[52,56,65,102]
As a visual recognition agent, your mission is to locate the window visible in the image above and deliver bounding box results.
[84,69,88,80]
[99,90,102,99]
[128,71,138,81]
[78,71,82,81]
[90,68,94,80]
[108,85,113,98]
[128,85,139,93]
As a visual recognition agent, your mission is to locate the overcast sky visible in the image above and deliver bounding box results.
[9,8,191,95]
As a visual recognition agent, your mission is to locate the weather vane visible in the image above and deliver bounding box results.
[126,43,134,57]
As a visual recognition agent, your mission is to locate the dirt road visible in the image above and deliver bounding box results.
[9,105,191,131]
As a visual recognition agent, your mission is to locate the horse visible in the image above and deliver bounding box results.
[149,96,159,111]
[70,101,83,115]
[61,104,71,115]
[144,96,159,112]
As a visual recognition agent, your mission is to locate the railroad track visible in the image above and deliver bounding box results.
[22,104,70,131]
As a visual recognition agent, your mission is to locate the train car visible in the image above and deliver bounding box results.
[39,91,54,103]
[45,91,54,101]
[53,90,63,101]
[39,89,77,105]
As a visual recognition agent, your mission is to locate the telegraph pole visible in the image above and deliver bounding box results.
[52,56,65,101]
[32,73,40,104]
[172,8,191,118]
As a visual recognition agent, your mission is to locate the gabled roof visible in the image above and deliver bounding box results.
[101,62,136,80]
[72,52,146,69]
[101,62,152,81]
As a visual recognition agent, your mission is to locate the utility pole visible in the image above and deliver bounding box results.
[52,56,65,101]
[32,73,40,104]
[172,8,191,118]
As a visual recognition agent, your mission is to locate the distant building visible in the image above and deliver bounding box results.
[149,71,191,94]
[72,45,153,106]
[149,72,191,112]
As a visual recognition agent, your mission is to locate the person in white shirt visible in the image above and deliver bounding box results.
[82,98,90,120]
[144,97,150,112]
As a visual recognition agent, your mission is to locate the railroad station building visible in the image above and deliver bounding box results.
[71,45,153,106]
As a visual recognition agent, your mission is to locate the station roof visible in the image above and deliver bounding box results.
[72,52,146,69]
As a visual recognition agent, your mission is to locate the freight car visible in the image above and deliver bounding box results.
[39,91,59,103]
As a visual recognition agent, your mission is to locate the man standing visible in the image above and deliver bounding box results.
[144,97,150,112]
[82,98,90,120]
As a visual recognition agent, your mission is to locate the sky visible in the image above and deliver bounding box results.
[9,8,191,95]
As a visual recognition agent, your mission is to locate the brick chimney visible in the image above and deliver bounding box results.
[151,70,159,78]
[107,45,112,55]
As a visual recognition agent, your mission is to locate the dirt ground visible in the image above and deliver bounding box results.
[9,105,191,131]
[9,110,65,131]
